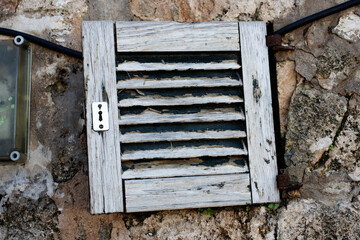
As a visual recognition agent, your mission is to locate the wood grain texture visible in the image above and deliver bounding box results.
[117,77,242,89]
[116,21,240,52]
[119,94,243,107]
[120,130,246,143]
[82,21,124,214]
[239,22,280,203]
[119,108,245,125]
[121,144,248,161]
[122,158,249,179]
[116,60,240,71]
[125,174,251,212]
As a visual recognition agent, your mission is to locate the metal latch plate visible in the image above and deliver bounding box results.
[92,102,109,131]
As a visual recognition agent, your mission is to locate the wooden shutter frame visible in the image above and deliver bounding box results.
[82,21,123,214]
[239,22,280,203]
[82,21,279,214]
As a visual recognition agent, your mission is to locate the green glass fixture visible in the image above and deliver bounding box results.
[0,36,31,163]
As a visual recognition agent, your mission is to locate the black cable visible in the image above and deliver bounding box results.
[0,27,82,59]
[274,0,360,35]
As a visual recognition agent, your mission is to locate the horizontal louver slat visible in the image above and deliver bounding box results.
[121,144,248,161]
[124,174,251,212]
[119,109,245,125]
[116,61,240,72]
[119,95,243,107]
[122,158,249,179]
[117,77,242,89]
[120,130,246,143]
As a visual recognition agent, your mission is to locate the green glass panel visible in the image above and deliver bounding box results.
[0,39,31,162]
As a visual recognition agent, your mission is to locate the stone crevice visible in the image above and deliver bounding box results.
[313,96,351,170]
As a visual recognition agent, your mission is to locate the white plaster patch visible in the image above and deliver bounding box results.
[35,60,63,79]
[0,143,56,213]
[27,143,56,198]
[333,12,360,43]
[26,143,52,170]
[309,137,332,153]
[0,15,65,37]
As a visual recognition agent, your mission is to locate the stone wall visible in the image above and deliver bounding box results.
[0,0,359,239]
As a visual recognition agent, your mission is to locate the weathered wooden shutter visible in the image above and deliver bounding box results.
[82,21,280,214]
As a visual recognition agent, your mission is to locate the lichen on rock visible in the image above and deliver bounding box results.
[315,46,356,90]
[277,199,360,240]
[284,84,347,183]
[327,97,360,180]
[0,194,59,240]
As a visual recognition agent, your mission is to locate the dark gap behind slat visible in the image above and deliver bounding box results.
[118,87,243,100]
[119,103,244,115]
[121,139,245,153]
[117,69,241,82]
[116,52,239,65]
[120,121,246,134]
[122,156,248,172]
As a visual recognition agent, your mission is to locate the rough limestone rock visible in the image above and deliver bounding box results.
[332,12,360,43]
[0,0,18,17]
[285,85,347,183]
[294,50,317,81]
[328,97,360,180]
[124,209,250,239]
[276,60,297,137]
[124,207,279,240]
[315,46,357,90]
[277,199,360,240]
[129,0,296,22]
[335,66,360,96]
[300,171,354,206]
[0,194,59,240]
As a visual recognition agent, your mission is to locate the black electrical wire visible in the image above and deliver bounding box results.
[0,0,359,58]
[0,27,82,59]
[274,0,360,35]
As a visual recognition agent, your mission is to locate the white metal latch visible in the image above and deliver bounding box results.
[92,102,109,131]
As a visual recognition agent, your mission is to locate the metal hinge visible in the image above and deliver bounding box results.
[277,174,302,190]
[266,34,295,51]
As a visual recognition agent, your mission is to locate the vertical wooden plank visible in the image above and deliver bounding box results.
[239,22,280,203]
[82,21,123,213]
